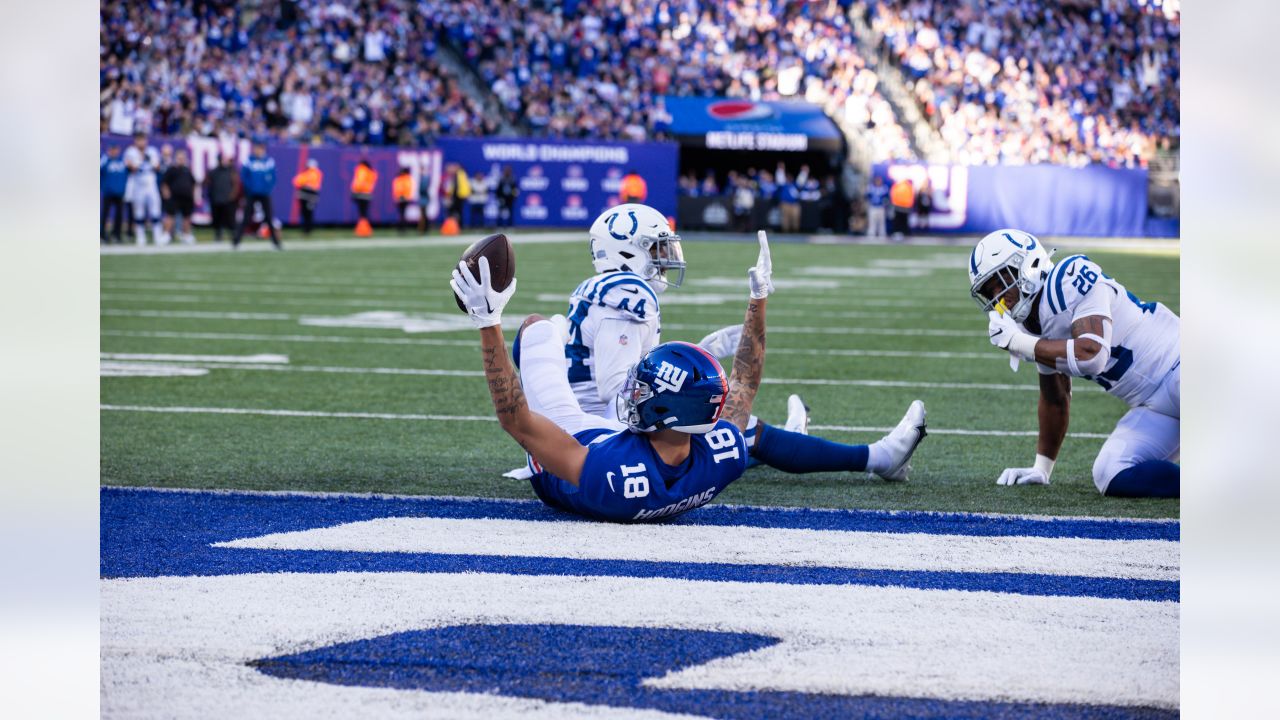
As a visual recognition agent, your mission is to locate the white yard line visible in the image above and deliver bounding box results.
[98,404,1109,438]
[216,516,1176,580]
[100,330,482,347]
[102,309,296,320]
[665,323,978,337]
[98,356,1057,392]
[100,352,289,364]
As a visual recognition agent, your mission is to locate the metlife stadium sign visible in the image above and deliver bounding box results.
[662,97,843,153]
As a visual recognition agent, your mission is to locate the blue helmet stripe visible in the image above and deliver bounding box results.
[969,247,978,276]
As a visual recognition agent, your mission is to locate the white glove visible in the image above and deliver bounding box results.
[987,310,1036,361]
[995,467,1050,486]
[996,455,1055,486]
[748,230,774,299]
[697,324,743,358]
[450,256,517,329]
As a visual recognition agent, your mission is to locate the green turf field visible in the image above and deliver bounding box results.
[100,230,1179,519]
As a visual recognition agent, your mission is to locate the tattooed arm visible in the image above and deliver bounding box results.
[478,325,588,485]
[720,297,767,432]
[451,257,587,484]
[722,231,773,431]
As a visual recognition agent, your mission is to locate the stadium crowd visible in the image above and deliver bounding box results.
[456,0,915,160]
[100,0,916,162]
[100,0,498,146]
[868,0,1180,167]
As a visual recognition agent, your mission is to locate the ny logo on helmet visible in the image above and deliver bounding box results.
[653,361,688,394]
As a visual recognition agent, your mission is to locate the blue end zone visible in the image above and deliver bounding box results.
[101,488,1178,602]
[253,623,1177,720]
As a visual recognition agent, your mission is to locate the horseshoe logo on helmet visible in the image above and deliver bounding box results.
[608,211,639,240]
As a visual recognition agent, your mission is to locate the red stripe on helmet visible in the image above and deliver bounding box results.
[672,341,729,420]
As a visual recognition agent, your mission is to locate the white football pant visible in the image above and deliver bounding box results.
[1093,363,1180,493]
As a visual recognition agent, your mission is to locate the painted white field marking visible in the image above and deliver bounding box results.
[102,572,1178,711]
[100,353,289,364]
[102,280,423,297]
[794,266,932,278]
[690,276,842,289]
[770,347,1000,360]
[99,362,210,378]
[99,405,495,422]
[101,309,295,320]
[101,330,483,348]
[101,292,415,309]
[808,423,1109,440]
[99,231,586,255]
[297,311,524,333]
[665,323,978,338]
[96,355,1059,392]
[101,305,976,324]
[97,405,1110,439]
[216,516,1177,581]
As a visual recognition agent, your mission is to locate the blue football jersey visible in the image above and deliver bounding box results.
[529,419,749,523]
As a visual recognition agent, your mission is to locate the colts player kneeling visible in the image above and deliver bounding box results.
[450,234,774,522]
[970,229,1181,497]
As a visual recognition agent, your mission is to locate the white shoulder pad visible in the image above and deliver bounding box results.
[571,272,659,323]
[1041,255,1109,318]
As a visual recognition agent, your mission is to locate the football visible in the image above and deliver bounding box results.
[454,233,515,312]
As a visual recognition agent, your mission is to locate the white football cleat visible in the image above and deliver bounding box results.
[871,400,927,482]
[502,466,534,480]
[784,394,810,435]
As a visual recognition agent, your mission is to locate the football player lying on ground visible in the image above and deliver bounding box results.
[969,228,1180,498]
[503,203,925,484]
[450,232,776,522]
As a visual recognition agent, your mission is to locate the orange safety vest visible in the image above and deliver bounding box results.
[351,165,378,197]
[890,179,914,209]
[392,174,414,202]
[620,173,647,200]
[292,166,323,192]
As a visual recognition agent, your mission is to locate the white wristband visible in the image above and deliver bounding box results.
[1008,332,1038,361]
[1034,453,1056,480]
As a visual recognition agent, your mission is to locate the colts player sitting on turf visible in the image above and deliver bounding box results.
[502,202,926,485]
[451,233,774,522]
[970,229,1181,497]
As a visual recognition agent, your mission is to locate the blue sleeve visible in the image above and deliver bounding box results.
[240,164,250,187]
[267,160,276,189]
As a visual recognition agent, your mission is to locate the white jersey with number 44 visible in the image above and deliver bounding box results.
[1031,254,1179,408]
[562,272,662,419]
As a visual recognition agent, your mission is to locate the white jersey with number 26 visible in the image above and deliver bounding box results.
[1031,254,1180,408]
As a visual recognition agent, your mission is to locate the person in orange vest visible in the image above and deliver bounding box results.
[619,168,647,203]
[391,165,415,234]
[291,158,323,236]
[351,158,378,236]
[889,176,914,241]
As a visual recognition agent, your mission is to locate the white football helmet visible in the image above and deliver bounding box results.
[968,228,1054,323]
[588,203,685,292]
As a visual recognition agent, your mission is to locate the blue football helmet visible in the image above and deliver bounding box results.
[616,341,728,434]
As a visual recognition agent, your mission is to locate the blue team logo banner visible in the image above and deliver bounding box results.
[436,137,679,227]
[661,96,844,153]
[101,134,443,226]
[874,162,1154,238]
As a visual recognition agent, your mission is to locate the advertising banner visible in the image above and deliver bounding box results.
[873,163,1152,238]
[435,137,679,227]
[102,134,443,226]
[661,96,844,153]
